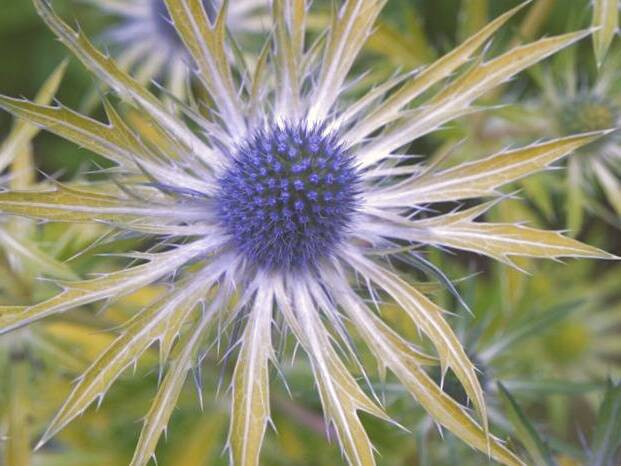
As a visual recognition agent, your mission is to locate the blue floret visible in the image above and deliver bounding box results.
[215,122,360,271]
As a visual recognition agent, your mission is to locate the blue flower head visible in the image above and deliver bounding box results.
[216,122,360,270]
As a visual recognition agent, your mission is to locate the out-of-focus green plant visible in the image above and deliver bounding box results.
[0,59,160,466]
[75,0,270,110]
[497,379,621,465]
[525,38,621,233]
[0,62,110,466]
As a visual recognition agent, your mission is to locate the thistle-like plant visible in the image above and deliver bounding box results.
[0,1,616,465]
[78,0,268,102]
[526,40,621,232]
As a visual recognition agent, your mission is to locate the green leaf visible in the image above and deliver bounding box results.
[458,0,489,42]
[166,411,226,465]
[479,300,583,362]
[497,382,555,466]
[592,0,619,67]
[593,160,621,216]
[367,132,609,206]
[0,229,78,281]
[567,157,585,235]
[4,360,32,466]
[366,9,435,67]
[228,286,274,466]
[520,175,555,222]
[516,0,556,42]
[590,380,621,466]
[501,380,603,396]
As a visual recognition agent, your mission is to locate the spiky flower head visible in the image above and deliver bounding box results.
[528,39,621,232]
[558,96,619,137]
[0,1,615,465]
[215,122,360,270]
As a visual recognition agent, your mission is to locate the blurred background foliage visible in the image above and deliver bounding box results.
[0,0,620,465]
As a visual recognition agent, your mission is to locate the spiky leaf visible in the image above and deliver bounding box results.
[347,1,529,144]
[0,240,211,334]
[0,60,67,172]
[592,0,619,67]
[410,204,615,266]
[357,29,592,166]
[497,382,554,466]
[346,253,489,439]
[337,284,524,466]
[278,280,390,466]
[368,133,607,207]
[228,286,273,466]
[37,276,209,448]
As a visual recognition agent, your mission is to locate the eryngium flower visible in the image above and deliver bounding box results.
[530,43,621,232]
[0,1,615,465]
[82,0,268,98]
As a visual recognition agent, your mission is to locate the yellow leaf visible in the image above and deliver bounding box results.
[0,60,67,173]
[130,310,213,466]
[335,283,525,466]
[0,239,210,334]
[357,29,592,166]
[38,277,209,448]
[346,1,530,146]
[347,253,489,438]
[309,0,385,122]
[163,0,245,134]
[33,0,209,157]
[228,286,273,466]
[277,279,389,466]
[411,204,615,265]
[366,132,608,207]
